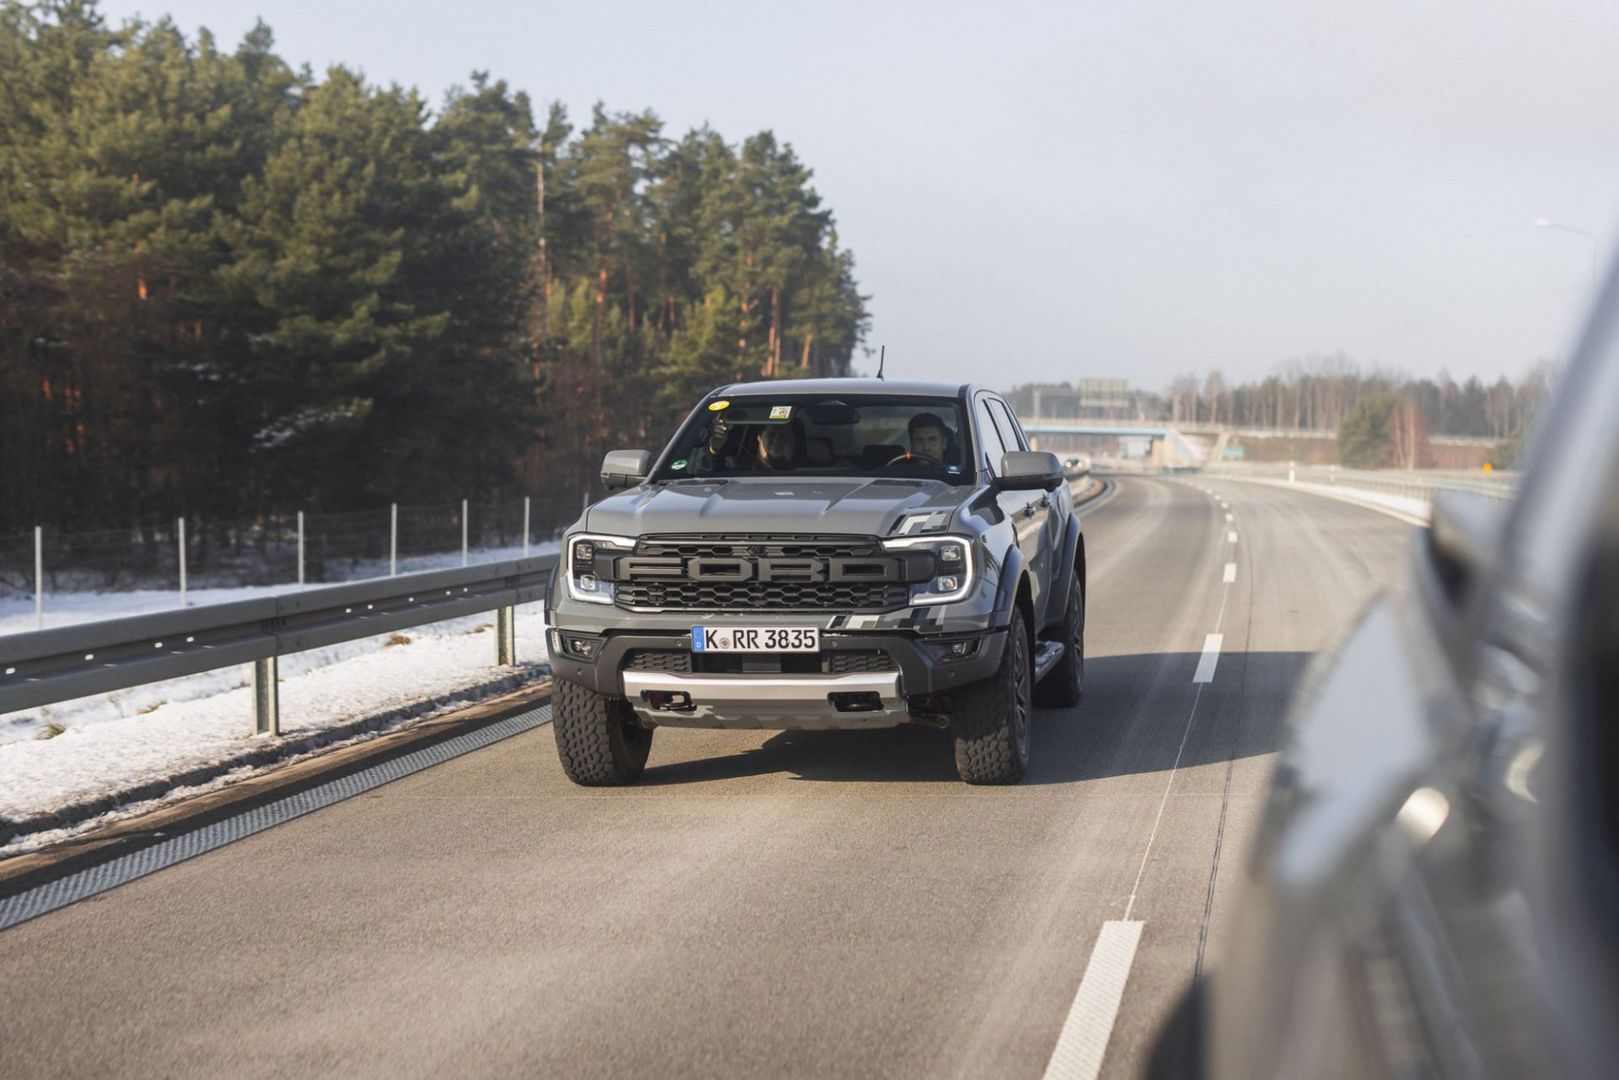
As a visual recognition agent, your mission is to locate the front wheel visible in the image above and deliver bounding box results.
[552,680,653,785]
[950,615,1033,784]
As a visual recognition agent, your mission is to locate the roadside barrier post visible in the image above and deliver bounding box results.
[522,497,531,557]
[252,656,280,736]
[297,511,305,586]
[462,498,469,567]
[34,525,43,629]
[178,517,187,608]
[496,606,516,666]
[390,503,398,577]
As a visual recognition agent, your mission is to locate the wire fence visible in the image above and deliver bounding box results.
[0,493,586,602]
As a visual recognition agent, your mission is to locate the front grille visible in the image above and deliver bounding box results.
[827,650,897,674]
[613,534,911,612]
[623,649,693,673]
[620,648,895,675]
[615,580,907,611]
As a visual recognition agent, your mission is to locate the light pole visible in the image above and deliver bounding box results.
[1534,217,1599,299]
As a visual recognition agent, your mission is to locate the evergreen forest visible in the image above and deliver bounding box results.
[0,1,870,534]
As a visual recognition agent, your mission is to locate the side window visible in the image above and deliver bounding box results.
[988,399,1028,451]
[975,398,1008,474]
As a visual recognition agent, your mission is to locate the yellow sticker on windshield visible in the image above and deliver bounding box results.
[707,399,730,411]
[769,405,792,420]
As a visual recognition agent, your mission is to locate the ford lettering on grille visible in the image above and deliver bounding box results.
[614,555,904,583]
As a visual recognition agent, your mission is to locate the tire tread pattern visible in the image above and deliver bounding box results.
[952,616,1031,785]
[552,680,652,785]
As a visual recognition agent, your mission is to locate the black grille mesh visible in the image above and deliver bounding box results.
[623,649,693,673]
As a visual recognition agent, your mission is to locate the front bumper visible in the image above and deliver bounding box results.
[547,626,1007,705]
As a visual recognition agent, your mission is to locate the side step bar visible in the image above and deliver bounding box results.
[1033,641,1067,682]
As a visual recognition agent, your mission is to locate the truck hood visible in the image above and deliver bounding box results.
[583,477,968,538]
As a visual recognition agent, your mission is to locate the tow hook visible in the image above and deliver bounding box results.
[642,689,695,713]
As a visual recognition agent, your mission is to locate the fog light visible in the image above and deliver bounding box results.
[550,631,601,660]
[937,575,959,592]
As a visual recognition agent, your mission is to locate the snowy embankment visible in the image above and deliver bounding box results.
[1224,477,1431,525]
[0,555,554,855]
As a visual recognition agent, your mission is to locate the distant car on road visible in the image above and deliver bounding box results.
[1152,280,1619,1076]
[544,379,1087,786]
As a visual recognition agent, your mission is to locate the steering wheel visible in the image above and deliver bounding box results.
[884,450,943,467]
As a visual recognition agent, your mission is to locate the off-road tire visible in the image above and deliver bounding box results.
[552,679,653,786]
[1035,578,1085,707]
[951,614,1033,785]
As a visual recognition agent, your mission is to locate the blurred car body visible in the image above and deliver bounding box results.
[1154,279,1619,1077]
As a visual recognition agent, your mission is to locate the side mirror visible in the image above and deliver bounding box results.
[1427,490,1506,608]
[600,449,652,490]
[996,451,1064,491]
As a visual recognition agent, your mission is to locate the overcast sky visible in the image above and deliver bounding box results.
[105,0,1619,391]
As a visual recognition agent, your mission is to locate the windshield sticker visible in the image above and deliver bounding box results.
[769,404,792,420]
[671,458,688,470]
[707,399,730,411]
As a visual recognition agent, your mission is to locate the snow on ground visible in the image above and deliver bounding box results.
[0,548,559,847]
[1227,477,1431,524]
[0,604,549,848]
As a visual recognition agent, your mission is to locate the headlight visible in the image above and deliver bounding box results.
[882,535,975,605]
[565,533,635,604]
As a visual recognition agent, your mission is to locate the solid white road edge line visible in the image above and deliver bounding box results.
[1041,920,1146,1080]
[1223,562,1236,583]
[1193,632,1223,683]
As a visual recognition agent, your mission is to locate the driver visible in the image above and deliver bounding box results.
[753,418,806,470]
[907,412,955,462]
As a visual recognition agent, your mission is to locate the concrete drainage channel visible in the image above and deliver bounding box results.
[0,701,553,931]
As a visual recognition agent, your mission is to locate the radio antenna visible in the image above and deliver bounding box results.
[876,345,886,380]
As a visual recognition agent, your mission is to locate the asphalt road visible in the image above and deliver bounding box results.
[0,477,1412,1079]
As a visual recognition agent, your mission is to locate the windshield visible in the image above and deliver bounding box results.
[654,394,974,483]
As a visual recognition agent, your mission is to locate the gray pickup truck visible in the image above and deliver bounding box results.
[543,378,1087,785]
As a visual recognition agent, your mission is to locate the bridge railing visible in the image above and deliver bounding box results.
[0,556,556,735]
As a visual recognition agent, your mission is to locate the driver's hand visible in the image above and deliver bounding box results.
[708,413,729,451]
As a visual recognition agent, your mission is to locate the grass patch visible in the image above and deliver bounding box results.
[138,700,167,715]
[37,722,67,740]
[385,633,413,647]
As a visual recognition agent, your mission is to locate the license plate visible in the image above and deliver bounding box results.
[691,626,819,652]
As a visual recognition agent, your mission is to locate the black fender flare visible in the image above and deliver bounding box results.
[1044,513,1085,632]
[992,544,1026,630]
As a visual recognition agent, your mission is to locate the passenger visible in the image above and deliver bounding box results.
[907,412,956,463]
[753,418,806,470]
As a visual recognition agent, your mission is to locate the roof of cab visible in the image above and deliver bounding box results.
[709,378,973,399]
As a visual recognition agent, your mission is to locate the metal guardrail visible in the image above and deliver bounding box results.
[0,555,557,734]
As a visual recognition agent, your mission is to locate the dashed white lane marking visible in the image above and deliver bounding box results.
[1225,512,1233,522]
[1193,632,1223,683]
[1223,561,1237,583]
[1228,530,1238,543]
[1041,921,1145,1080]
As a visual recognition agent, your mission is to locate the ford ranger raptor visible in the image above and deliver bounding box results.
[544,379,1087,785]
